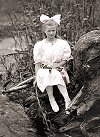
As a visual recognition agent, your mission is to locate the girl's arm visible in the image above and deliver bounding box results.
[33,63,41,86]
[35,62,41,75]
[57,60,66,67]
[52,60,66,68]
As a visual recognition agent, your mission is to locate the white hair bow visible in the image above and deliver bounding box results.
[40,14,61,25]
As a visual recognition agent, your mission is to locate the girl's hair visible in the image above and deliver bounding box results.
[42,19,58,30]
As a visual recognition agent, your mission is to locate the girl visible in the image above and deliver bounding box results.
[33,14,71,114]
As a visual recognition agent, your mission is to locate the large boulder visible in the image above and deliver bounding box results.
[74,30,100,81]
[0,93,36,137]
[58,30,100,137]
[73,30,100,113]
[70,30,100,136]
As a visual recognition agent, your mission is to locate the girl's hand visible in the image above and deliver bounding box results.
[52,63,60,68]
[33,79,37,87]
[52,60,66,69]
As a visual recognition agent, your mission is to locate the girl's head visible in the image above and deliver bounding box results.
[44,24,57,39]
[43,19,58,28]
[40,14,61,39]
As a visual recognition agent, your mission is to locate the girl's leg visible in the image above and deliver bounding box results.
[46,86,59,112]
[57,84,71,114]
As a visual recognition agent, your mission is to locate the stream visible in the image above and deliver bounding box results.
[0,37,27,73]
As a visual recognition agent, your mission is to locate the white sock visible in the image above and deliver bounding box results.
[46,86,59,112]
[57,84,71,110]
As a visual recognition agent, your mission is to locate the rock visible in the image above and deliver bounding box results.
[71,30,100,136]
[59,121,81,132]
[72,30,100,114]
[74,30,100,81]
[0,94,36,137]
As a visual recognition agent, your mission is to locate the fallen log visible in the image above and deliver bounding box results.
[16,76,35,87]
[5,84,28,93]
[4,76,35,94]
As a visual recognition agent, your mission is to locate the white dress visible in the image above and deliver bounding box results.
[33,39,71,92]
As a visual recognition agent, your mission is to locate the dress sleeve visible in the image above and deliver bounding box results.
[62,41,71,61]
[33,41,42,64]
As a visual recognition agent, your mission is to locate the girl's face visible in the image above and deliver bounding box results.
[44,26,57,39]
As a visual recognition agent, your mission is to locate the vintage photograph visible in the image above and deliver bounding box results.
[0,0,100,137]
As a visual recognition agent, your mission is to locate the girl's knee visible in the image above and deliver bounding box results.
[46,86,53,96]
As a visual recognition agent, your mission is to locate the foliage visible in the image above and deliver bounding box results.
[0,0,100,42]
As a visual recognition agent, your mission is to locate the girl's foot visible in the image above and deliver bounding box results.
[65,109,71,115]
[50,100,59,112]
[65,101,71,115]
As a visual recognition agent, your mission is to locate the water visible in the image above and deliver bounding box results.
[0,37,27,55]
[0,37,27,73]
